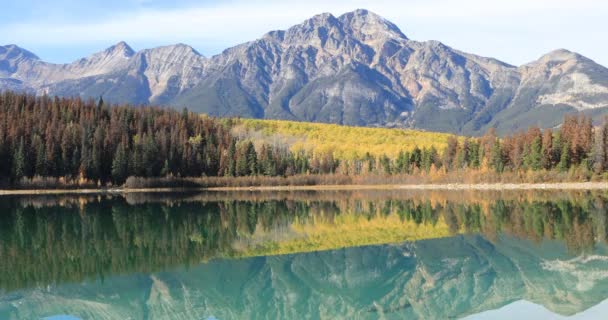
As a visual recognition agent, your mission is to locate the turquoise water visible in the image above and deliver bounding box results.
[1,191,608,319]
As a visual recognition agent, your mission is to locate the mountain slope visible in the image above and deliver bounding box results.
[1,9,608,134]
[483,49,608,133]
[3,235,608,319]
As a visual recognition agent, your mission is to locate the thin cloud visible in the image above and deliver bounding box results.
[1,0,606,65]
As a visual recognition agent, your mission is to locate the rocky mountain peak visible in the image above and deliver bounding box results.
[0,44,40,61]
[538,49,581,62]
[105,41,135,58]
[339,9,408,42]
[521,48,591,74]
[0,45,41,78]
[147,43,203,57]
[307,12,340,26]
[139,43,206,69]
[68,41,135,77]
[279,12,346,48]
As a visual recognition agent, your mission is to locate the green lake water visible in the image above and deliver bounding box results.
[1,190,608,319]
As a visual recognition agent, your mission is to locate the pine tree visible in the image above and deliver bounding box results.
[467,140,480,169]
[421,148,433,173]
[71,147,80,177]
[553,131,563,167]
[558,143,570,172]
[380,154,392,174]
[111,142,129,184]
[235,143,250,176]
[261,145,276,176]
[593,122,608,174]
[491,139,504,173]
[97,96,104,110]
[34,136,46,176]
[226,140,237,177]
[455,139,469,170]
[411,147,422,169]
[245,142,257,175]
[395,151,411,174]
[442,136,458,170]
[143,134,160,177]
[364,153,375,174]
[0,124,7,178]
[541,129,553,169]
[161,159,170,177]
[525,137,542,171]
[12,138,25,179]
[130,135,144,177]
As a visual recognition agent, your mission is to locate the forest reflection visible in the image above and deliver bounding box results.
[0,190,606,292]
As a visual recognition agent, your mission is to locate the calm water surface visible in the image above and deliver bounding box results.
[1,190,608,319]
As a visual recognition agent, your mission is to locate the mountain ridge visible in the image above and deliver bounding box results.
[2,9,608,135]
[3,235,608,319]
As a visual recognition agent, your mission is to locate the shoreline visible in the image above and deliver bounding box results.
[0,182,607,195]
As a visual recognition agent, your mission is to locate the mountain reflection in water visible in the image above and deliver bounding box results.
[0,190,607,319]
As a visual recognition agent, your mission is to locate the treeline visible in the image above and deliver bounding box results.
[333,114,606,179]
[1,91,608,188]
[0,92,313,187]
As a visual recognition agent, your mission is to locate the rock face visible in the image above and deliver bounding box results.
[2,9,608,134]
[2,235,608,319]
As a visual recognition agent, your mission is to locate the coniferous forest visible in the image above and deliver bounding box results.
[1,91,608,188]
[0,92,310,187]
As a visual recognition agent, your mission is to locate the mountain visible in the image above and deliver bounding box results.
[3,235,608,319]
[2,9,608,134]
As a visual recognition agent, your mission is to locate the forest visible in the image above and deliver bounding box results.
[0,92,309,187]
[0,91,607,188]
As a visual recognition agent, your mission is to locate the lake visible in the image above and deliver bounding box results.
[1,190,608,319]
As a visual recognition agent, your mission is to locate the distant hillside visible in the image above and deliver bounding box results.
[234,118,455,159]
[2,9,608,134]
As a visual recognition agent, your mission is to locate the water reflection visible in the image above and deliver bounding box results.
[0,190,608,319]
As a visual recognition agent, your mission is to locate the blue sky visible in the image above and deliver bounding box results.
[2,0,607,66]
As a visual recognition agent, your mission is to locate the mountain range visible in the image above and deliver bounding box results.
[2,9,608,135]
[3,235,608,319]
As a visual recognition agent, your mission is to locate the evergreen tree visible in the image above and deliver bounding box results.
[364,153,375,173]
[261,145,276,176]
[491,139,504,173]
[226,140,237,177]
[395,151,411,174]
[525,136,542,171]
[442,136,458,170]
[593,122,608,174]
[421,148,433,173]
[97,96,104,110]
[541,129,554,169]
[558,143,570,172]
[143,134,160,177]
[34,136,46,176]
[0,125,7,178]
[160,159,170,177]
[245,142,257,175]
[553,131,563,167]
[71,147,80,177]
[411,147,422,169]
[380,154,392,174]
[12,138,25,179]
[111,143,129,183]
[467,140,480,169]
[455,139,469,170]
